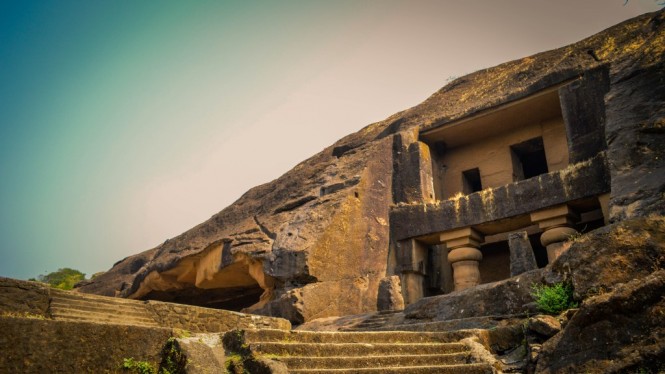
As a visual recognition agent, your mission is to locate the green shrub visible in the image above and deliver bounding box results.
[531,282,578,315]
[159,337,188,374]
[30,268,86,290]
[122,358,156,374]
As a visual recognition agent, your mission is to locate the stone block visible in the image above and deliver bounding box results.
[0,317,172,373]
[528,315,561,338]
[508,231,538,276]
[376,276,405,311]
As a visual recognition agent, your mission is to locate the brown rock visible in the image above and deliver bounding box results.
[535,269,665,373]
[509,231,538,276]
[528,315,561,338]
[377,276,405,311]
[550,216,665,300]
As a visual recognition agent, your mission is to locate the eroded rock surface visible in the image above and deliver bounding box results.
[536,270,665,373]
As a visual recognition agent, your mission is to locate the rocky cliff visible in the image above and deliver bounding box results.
[79,10,665,326]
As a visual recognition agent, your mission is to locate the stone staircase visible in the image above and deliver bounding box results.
[48,289,160,327]
[224,329,495,373]
[342,310,403,331]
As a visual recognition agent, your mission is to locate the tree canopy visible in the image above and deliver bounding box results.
[29,268,86,290]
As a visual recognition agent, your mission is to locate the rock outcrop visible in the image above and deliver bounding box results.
[536,269,665,373]
[79,9,665,330]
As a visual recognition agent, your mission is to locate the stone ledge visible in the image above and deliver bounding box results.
[390,153,610,241]
[0,316,172,373]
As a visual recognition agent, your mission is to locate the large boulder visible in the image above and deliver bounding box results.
[536,269,665,373]
[550,216,665,299]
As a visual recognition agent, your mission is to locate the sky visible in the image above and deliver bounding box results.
[0,1,662,280]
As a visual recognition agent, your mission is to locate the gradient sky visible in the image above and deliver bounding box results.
[1,1,662,280]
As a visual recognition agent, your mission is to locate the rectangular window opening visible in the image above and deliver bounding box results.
[510,137,548,180]
[462,168,482,194]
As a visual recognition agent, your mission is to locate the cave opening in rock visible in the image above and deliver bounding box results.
[141,284,264,312]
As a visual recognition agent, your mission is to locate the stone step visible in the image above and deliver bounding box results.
[50,305,155,320]
[288,363,494,374]
[51,307,159,326]
[50,290,146,307]
[344,314,527,332]
[280,353,472,369]
[249,342,468,357]
[50,300,150,318]
[243,329,472,344]
[52,314,159,327]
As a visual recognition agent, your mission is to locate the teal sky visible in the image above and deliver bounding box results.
[1,1,661,280]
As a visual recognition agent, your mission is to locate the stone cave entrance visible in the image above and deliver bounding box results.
[129,246,275,313]
[140,284,264,312]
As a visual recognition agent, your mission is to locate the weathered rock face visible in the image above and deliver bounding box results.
[550,216,665,300]
[606,61,665,222]
[79,10,665,326]
[536,269,665,373]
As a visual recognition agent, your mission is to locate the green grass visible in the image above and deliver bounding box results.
[121,358,156,374]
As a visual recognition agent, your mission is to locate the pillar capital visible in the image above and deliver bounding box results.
[530,204,580,230]
[440,227,484,291]
[531,205,579,263]
[439,227,484,249]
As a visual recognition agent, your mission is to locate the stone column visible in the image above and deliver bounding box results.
[440,228,484,291]
[530,205,579,263]
[395,239,428,304]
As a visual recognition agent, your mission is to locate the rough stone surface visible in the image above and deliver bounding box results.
[175,334,226,374]
[403,269,543,322]
[528,315,561,338]
[606,61,665,222]
[0,317,172,373]
[0,277,50,318]
[78,10,665,325]
[508,231,538,276]
[550,216,665,300]
[535,269,665,373]
[377,275,405,311]
[145,300,291,333]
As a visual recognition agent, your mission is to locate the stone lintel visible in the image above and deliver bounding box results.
[534,216,575,230]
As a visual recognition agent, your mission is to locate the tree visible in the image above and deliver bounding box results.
[30,268,86,290]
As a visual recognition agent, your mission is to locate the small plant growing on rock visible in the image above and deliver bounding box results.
[122,358,156,374]
[531,283,578,315]
[159,337,188,374]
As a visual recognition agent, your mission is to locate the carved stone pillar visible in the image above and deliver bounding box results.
[395,239,428,305]
[440,228,484,291]
[531,205,579,263]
